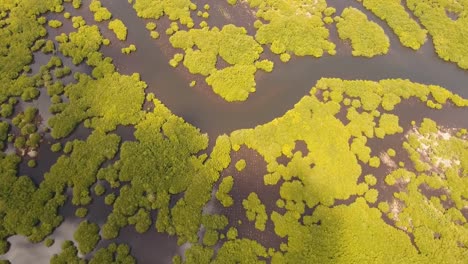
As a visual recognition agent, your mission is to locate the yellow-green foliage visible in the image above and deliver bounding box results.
[72,0,82,9]
[404,119,468,180]
[235,159,246,171]
[358,0,427,50]
[407,0,468,69]
[375,113,403,138]
[71,16,86,28]
[243,193,268,231]
[249,0,335,57]
[170,25,265,101]
[280,53,291,62]
[132,0,195,25]
[336,7,390,57]
[216,176,234,207]
[385,145,468,264]
[272,198,421,262]
[213,238,267,263]
[108,19,128,41]
[206,65,257,102]
[48,19,62,28]
[149,31,159,39]
[2,0,468,261]
[146,22,157,30]
[57,25,103,65]
[48,73,146,139]
[89,0,112,22]
[121,44,136,54]
[230,78,467,211]
[255,59,274,72]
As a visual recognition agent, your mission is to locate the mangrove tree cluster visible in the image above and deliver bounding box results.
[0,0,467,263]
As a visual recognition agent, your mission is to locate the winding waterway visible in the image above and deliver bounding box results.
[101,0,468,137]
[3,0,468,263]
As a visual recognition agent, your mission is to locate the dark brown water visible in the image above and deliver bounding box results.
[3,0,468,263]
[100,0,468,138]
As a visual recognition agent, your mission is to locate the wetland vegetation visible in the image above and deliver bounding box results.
[0,0,467,263]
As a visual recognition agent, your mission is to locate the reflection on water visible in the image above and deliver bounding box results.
[2,220,79,263]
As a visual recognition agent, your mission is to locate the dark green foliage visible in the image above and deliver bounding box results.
[45,238,55,247]
[27,159,37,168]
[74,220,100,254]
[0,122,9,143]
[128,208,152,233]
[89,243,136,264]
[101,99,220,244]
[75,207,88,218]
[50,241,84,264]
[51,143,62,152]
[104,193,116,205]
[94,183,106,196]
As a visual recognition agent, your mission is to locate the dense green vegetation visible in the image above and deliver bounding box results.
[109,19,128,41]
[336,7,390,57]
[89,0,112,22]
[250,0,335,57]
[225,78,467,262]
[406,0,468,69]
[357,0,427,50]
[0,0,468,263]
[169,25,266,101]
[242,193,268,231]
[215,176,234,207]
[74,220,100,254]
[51,241,135,264]
[48,72,146,139]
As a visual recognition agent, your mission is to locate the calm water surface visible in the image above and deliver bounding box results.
[3,0,468,263]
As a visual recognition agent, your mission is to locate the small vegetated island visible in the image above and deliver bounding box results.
[0,0,467,263]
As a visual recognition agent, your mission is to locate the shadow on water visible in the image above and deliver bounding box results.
[4,1,468,263]
[215,146,285,250]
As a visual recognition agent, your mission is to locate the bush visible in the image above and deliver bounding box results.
[108,19,127,41]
